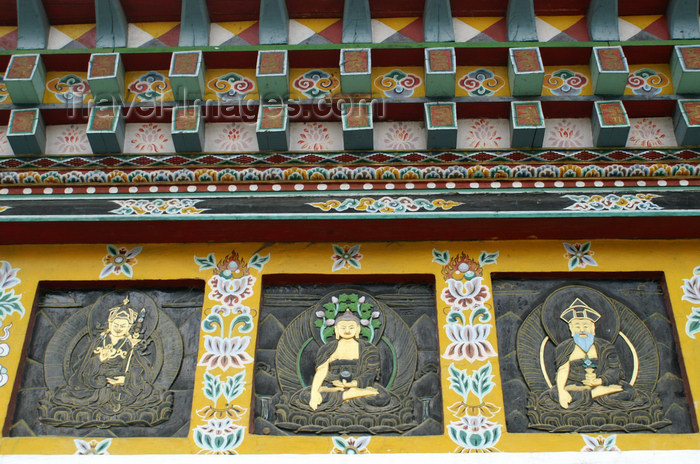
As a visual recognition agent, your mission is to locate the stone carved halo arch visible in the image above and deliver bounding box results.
[541,285,620,345]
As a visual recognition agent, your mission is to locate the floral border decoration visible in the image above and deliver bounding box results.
[74,438,112,455]
[331,244,363,271]
[433,249,502,452]
[308,197,462,213]
[563,242,598,271]
[0,260,25,388]
[331,436,371,454]
[563,194,662,211]
[100,245,142,278]
[192,249,269,454]
[110,199,208,216]
[581,434,620,452]
[682,266,700,338]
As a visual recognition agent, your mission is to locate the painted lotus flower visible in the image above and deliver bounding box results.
[443,323,496,362]
[441,277,491,312]
[208,274,255,306]
[198,335,253,370]
[581,434,620,452]
[100,245,141,278]
[0,261,20,291]
[681,267,700,305]
[331,244,363,271]
[74,438,112,455]
[563,242,598,271]
[331,436,371,454]
[193,418,245,454]
[448,415,502,452]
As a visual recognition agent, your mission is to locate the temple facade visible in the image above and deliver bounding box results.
[0,0,699,457]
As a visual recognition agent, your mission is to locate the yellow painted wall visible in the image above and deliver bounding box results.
[0,240,698,454]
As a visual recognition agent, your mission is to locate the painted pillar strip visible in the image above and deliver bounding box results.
[342,0,372,44]
[16,0,50,50]
[667,0,700,39]
[587,0,619,41]
[95,0,129,48]
[259,0,289,45]
[424,0,454,43]
[506,0,538,42]
[180,0,210,46]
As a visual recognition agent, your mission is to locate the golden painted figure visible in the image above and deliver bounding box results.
[48,298,166,422]
[548,298,636,410]
[302,310,394,411]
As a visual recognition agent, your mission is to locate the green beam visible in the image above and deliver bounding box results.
[180,0,210,46]
[342,0,372,44]
[259,0,289,45]
[424,0,454,43]
[95,0,128,48]
[667,0,700,39]
[506,0,538,42]
[16,0,50,50]
[587,0,619,41]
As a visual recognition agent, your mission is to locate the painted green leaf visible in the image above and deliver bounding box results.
[347,258,361,269]
[231,314,253,334]
[322,326,335,340]
[203,372,222,401]
[581,242,591,253]
[249,253,271,271]
[432,249,450,265]
[107,244,118,256]
[332,245,345,256]
[323,302,336,312]
[94,439,112,454]
[0,290,24,319]
[470,307,491,324]
[224,372,246,402]
[360,327,371,339]
[568,257,579,271]
[448,363,470,400]
[478,251,499,266]
[332,437,347,450]
[314,319,323,328]
[446,311,465,324]
[194,253,218,271]
[686,308,700,339]
[371,319,381,328]
[202,313,224,335]
[471,362,494,402]
[122,263,133,278]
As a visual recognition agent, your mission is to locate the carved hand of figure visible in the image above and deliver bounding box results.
[582,372,602,387]
[558,389,572,409]
[331,380,358,389]
[309,390,323,410]
[107,376,125,385]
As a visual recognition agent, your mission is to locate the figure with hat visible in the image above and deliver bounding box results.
[549,298,636,410]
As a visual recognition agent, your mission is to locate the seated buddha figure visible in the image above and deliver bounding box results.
[296,310,397,412]
[547,298,639,410]
[44,298,170,426]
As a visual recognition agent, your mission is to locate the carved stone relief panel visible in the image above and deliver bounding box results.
[252,279,443,436]
[7,285,203,438]
[493,276,695,434]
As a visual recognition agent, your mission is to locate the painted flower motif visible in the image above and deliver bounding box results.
[443,323,496,362]
[211,304,250,317]
[465,119,501,149]
[448,415,502,452]
[297,122,331,151]
[331,436,371,454]
[0,261,20,291]
[545,120,585,148]
[681,267,700,305]
[581,434,620,452]
[563,242,598,271]
[441,277,491,312]
[100,245,142,278]
[628,118,666,147]
[131,123,170,153]
[331,244,363,271]
[442,252,482,281]
[382,122,420,150]
[208,275,255,306]
[214,124,254,152]
[55,125,89,154]
[198,335,254,370]
[74,438,112,455]
[193,418,245,454]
